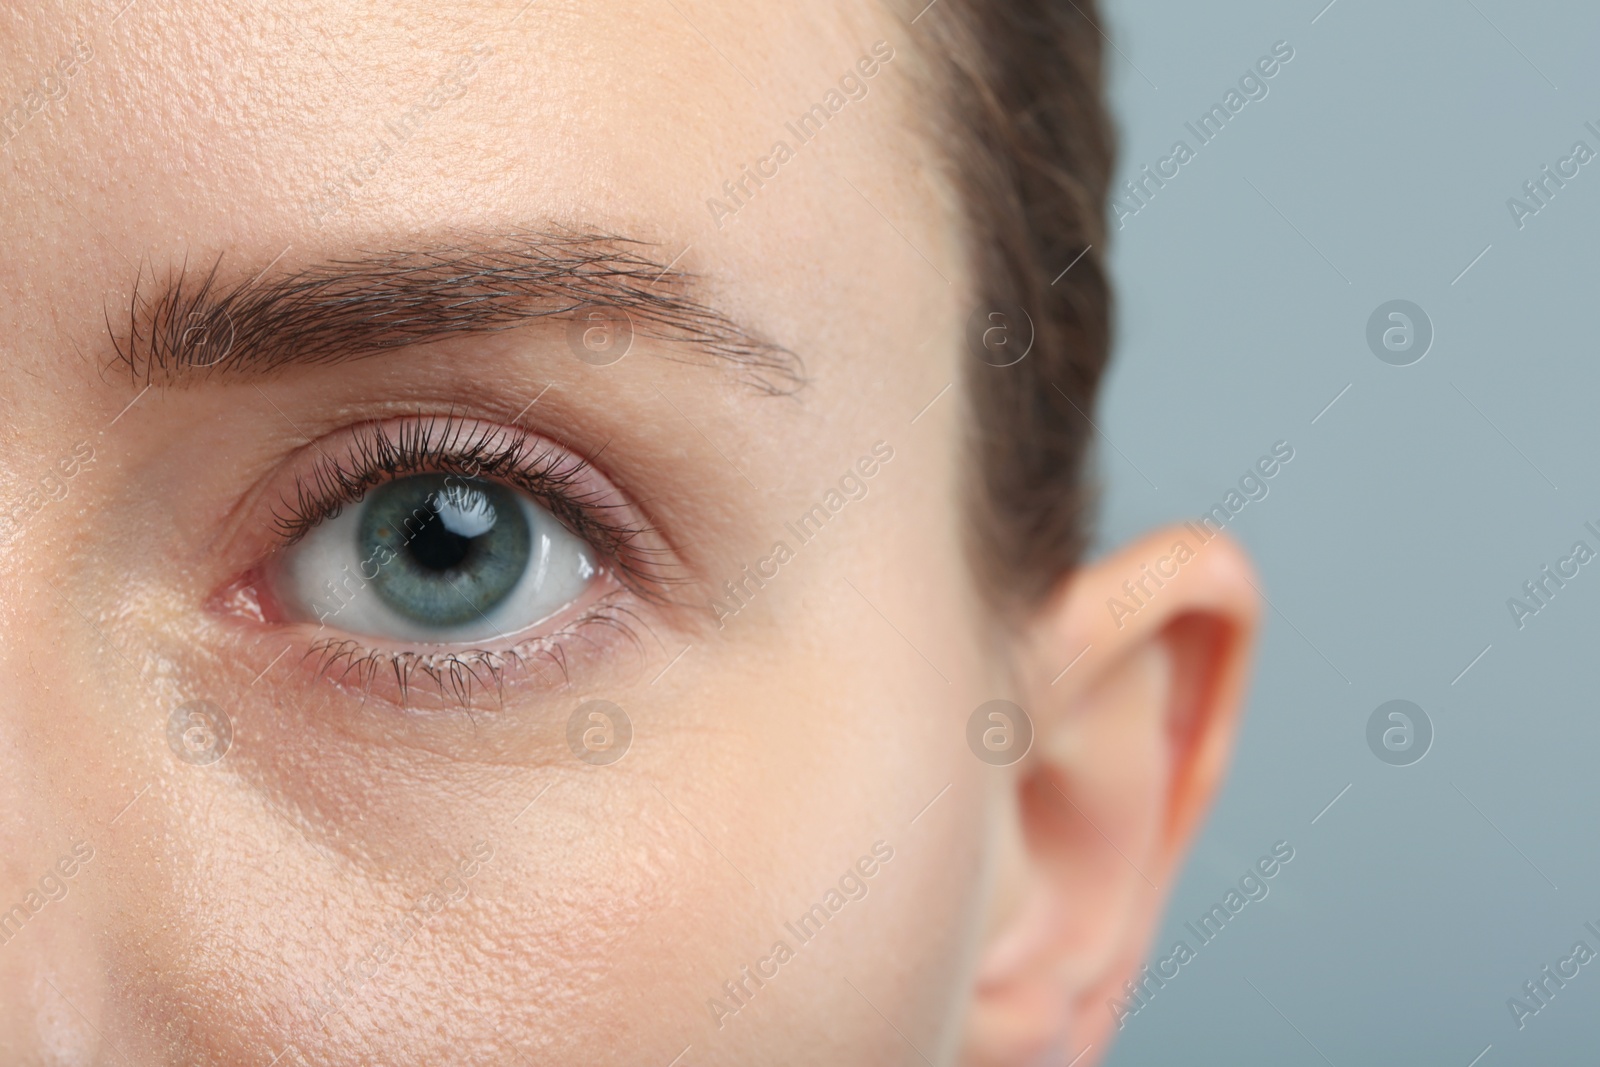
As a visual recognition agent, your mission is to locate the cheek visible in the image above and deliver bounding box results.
[81,651,990,1064]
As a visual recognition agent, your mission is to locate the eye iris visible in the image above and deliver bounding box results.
[359,474,531,628]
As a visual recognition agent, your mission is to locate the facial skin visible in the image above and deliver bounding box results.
[0,1,1258,1065]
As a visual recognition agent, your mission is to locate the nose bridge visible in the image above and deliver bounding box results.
[0,567,122,1062]
[0,726,111,1063]
[0,886,112,1065]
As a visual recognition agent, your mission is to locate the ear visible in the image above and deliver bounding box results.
[960,526,1260,1066]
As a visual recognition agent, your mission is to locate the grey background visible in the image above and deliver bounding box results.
[1093,1,1600,1064]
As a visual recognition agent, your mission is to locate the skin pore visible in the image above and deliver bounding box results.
[0,1,1258,1064]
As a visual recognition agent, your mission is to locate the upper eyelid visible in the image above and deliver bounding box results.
[270,416,594,543]
[263,415,678,599]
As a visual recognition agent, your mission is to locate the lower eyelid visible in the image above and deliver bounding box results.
[243,590,644,714]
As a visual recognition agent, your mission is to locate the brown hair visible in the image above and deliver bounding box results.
[920,0,1116,610]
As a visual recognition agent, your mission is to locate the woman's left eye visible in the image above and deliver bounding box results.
[272,473,598,643]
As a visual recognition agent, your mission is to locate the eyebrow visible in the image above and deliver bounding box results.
[108,229,803,394]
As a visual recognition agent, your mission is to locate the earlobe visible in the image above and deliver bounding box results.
[960,528,1259,1066]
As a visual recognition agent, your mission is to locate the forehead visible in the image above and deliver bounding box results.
[0,0,958,406]
[10,0,882,173]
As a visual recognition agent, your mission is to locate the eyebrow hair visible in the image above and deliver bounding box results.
[108,229,803,394]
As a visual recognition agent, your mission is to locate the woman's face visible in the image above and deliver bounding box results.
[0,1,1256,1064]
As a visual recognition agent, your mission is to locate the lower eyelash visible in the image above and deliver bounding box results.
[305,597,650,710]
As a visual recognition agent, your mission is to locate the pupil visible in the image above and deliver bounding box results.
[409,508,474,572]
[360,474,532,629]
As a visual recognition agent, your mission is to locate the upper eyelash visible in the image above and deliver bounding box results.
[268,414,675,598]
